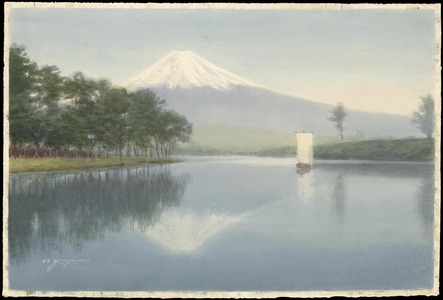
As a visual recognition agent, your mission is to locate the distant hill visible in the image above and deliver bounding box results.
[123,50,421,149]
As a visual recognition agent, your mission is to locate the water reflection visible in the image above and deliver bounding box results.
[144,183,274,253]
[8,166,191,263]
[331,173,347,226]
[145,209,243,253]
[415,176,435,238]
[7,159,436,292]
[296,170,313,201]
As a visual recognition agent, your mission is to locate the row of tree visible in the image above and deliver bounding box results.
[9,44,192,159]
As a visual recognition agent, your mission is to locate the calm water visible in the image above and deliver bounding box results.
[8,156,435,292]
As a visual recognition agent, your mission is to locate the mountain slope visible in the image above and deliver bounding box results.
[152,85,417,138]
[123,51,419,142]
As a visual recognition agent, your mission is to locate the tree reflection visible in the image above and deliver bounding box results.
[415,175,435,238]
[331,173,346,226]
[8,166,191,263]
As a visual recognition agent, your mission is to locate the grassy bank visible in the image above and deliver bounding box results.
[314,138,434,162]
[257,138,434,162]
[8,156,182,174]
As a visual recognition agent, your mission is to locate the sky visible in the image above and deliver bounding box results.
[6,3,439,116]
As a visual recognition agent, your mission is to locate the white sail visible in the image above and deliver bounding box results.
[296,132,313,165]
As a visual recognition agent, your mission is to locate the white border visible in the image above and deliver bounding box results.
[3,2,441,298]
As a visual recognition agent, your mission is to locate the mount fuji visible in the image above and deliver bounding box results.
[122,51,418,147]
[124,50,263,91]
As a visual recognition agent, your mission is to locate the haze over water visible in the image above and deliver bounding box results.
[8,157,434,292]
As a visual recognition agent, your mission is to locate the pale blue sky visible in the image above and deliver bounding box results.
[7,5,437,115]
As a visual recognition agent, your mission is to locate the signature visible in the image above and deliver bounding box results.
[42,258,90,272]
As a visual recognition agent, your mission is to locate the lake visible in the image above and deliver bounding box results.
[7,156,436,294]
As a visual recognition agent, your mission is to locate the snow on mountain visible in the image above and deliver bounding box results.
[123,50,263,91]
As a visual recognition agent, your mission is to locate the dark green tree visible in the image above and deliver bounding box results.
[155,110,192,157]
[33,65,65,157]
[411,94,435,139]
[9,44,39,158]
[128,89,165,157]
[64,72,101,157]
[44,113,70,157]
[95,83,130,159]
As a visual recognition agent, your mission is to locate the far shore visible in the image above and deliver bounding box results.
[8,157,182,174]
[7,137,435,174]
[176,138,435,162]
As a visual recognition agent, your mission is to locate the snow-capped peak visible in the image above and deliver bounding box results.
[122,50,263,91]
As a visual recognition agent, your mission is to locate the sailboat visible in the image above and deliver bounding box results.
[295,131,313,174]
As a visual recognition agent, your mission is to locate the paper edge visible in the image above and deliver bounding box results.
[2,2,441,298]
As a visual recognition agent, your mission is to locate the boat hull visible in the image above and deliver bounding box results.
[296,162,311,175]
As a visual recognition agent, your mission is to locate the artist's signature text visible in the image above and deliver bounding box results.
[42,258,90,272]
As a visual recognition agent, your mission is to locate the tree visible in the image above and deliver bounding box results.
[328,102,348,140]
[128,89,164,157]
[411,94,435,139]
[63,72,101,157]
[95,84,130,159]
[155,110,192,157]
[9,44,39,157]
[33,65,65,157]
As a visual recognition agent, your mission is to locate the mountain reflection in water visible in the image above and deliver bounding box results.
[144,209,243,253]
[8,166,191,263]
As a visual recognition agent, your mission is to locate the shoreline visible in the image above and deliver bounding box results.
[7,152,435,175]
[8,157,182,174]
[255,138,435,162]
